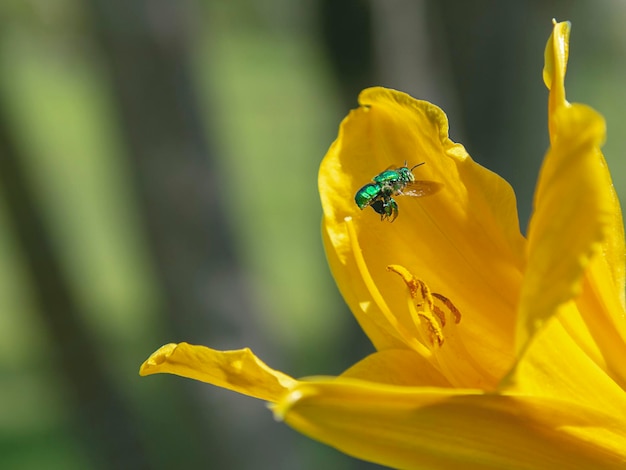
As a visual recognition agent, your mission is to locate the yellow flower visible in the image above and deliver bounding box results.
[140,20,626,469]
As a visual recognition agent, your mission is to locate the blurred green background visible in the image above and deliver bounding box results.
[1,1,625,469]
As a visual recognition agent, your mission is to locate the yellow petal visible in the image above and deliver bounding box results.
[516,103,612,353]
[139,343,297,402]
[505,307,626,420]
[573,154,626,389]
[544,20,570,123]
[575,153,626,385]
[321,220,415,351]
[340,349,452,387]
[578,261,626,389]
[273,379,626,469]
[319,87,525,375]
[516,17,626,385]
[588,152,626,307]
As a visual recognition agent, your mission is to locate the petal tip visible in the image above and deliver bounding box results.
[139,343,179,376]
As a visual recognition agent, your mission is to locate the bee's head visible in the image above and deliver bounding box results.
[397,164,420,182]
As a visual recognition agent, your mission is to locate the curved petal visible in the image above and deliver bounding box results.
[574,156,626,389]
[574,156,626,386]
[139,343,297,402]
[588,152,626,309]
[544,20,570,123]
[516,103,612,353]
[519,16,626,387]
[340,349,452,387]
[505,309,626,420]
[321,218,418,351]
[543,18,624,307]
[578,262,626,389]
[319,88,525,377]
[273,379,626,470]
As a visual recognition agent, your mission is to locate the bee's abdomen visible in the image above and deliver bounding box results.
[354,183,381,209]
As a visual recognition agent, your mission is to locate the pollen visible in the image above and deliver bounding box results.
[387,265,462,348]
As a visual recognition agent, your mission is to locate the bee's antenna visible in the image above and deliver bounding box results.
[410,162,425,171]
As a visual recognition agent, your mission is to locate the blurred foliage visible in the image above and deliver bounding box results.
[0,0,625,469]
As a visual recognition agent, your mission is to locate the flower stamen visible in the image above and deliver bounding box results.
[432,293,462,324]
[388,264,495,389]
[387,264,457,347]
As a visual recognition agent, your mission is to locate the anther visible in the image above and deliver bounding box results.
[387,264,462,348]
[432,292,461,324]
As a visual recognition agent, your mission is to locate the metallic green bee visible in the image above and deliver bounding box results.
[354,162,442,222]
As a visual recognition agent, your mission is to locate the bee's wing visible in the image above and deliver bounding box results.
[402,180,444,197]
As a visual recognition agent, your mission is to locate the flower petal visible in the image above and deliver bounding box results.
[273,379,626,470]
[544,20,571,118]
[139,343,297,402]
[543,20,624,305]
[583,150,626,308]
[578,261,626,389]
[321,219,416,351]
[517,17,626,387]
[505,307,626,420]
[574,154,626,388]
[516,103,612,353]
[319,87,525,375]
[340,349,452,387]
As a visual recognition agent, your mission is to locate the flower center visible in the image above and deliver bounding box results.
[388,264,495,389]
[344,217,495,389]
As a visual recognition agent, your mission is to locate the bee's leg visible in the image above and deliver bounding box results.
[379,196,392,221]
[387,199,399,222]
[370,198,386,219]
[370,196,398,222]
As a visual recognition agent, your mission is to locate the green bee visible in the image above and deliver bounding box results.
[354,162,442,222]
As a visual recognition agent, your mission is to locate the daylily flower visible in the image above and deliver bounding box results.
[140,20,626,469]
